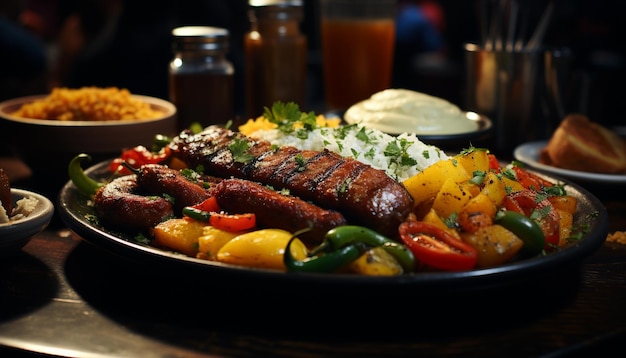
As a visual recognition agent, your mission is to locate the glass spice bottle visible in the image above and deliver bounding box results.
[245,0,307,119]
[169,26,234,132]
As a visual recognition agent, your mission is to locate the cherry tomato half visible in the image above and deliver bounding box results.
[398,221,478,271]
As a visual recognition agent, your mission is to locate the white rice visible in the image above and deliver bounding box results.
[0,196,39,224]
[250,123,448,181]
[0,205,8,223]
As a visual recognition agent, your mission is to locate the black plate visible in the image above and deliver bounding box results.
[57,159,608,295]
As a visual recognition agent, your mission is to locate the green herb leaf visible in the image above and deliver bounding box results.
[263,101,319,134]
[229,138,255,164]
[294,153,307,172]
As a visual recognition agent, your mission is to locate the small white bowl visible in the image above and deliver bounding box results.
[0,188,54,256]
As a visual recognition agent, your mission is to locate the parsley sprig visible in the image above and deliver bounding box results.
[229,137,255,164]
[263,101,318,136]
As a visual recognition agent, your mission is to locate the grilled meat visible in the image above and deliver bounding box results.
[168,126,414,238]
[93,163,347,243]
[210,178,347,246]
[135,164,211,213]
[0,169,11,215]
[94,165,212,232]
[94,175,174,232]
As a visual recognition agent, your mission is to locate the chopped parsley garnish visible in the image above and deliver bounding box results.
[469,170,486,185]
[161,193,175,205]
[356,126,375,144]
[333,123,359,140]
[296,128,310,139]
[337,178,352,194]
[459,146,488,156]
[384,138,418,177]
[229,137,255,164]
[181,167,202,181]
[501,167,517,181]
[134,233,151,245]
[530,205,551,221]
[294,153,307,172]
[544,184,567,196]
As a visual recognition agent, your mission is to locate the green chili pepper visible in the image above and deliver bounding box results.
[152,134,173,152]
[68,153,104,197]
[182,206,210,222]
[283,236,364,273]
[311,225,416,273]
[495,210,545,257]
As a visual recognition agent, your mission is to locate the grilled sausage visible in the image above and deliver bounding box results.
[135,164,211,213]
[93,175,174,232]
[211,178,347,246]
[169,126,414,238]
[0,168,11,215]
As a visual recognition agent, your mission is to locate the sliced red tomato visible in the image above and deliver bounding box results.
[209,212,256,232]
[399,221,477,271]
[502,189,560,250]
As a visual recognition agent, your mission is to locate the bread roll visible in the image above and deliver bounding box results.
[540,114,626,174]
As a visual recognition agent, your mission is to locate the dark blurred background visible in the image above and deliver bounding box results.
[1,0,624,126]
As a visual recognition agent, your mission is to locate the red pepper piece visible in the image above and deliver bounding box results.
[191,196,220,213]
[502,189,560,250]
[511,166,554,190]
[109,145,171,174]
[209,212,256,232]
[488,153,501,172]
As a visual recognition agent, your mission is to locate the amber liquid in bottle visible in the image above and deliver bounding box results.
[169,72,234,131]
[245,7,307,119]
[169,26,234,132]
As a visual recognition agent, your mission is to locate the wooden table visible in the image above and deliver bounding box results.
[1,181,625,357]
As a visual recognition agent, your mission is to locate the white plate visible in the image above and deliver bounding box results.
[514,141,626,184]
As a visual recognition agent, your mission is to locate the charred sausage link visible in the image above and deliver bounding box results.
[211,178,347,247]
[0,169,11,214]
[169,126,414,238]
[93,176,174,232]
[92,165,217,233]
[135,164,211,213]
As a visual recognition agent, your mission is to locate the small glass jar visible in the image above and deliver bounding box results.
[245,0,307,119]
[169,26,234,132]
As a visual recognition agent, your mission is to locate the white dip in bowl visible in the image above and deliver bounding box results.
[344,89,479,135]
